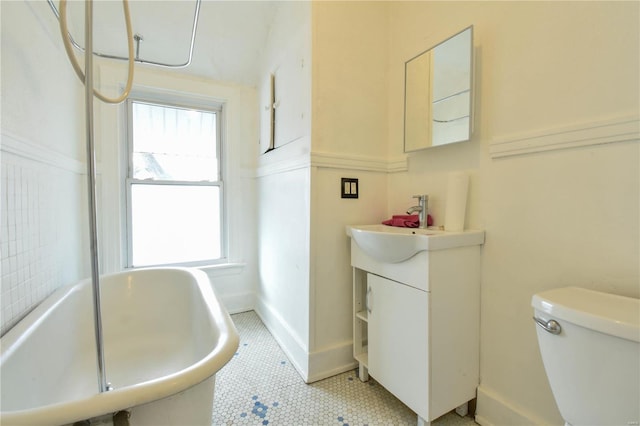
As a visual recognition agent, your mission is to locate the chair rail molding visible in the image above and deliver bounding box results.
[255,151,408,177]
[1,131,85,174]
[490,114,639,159]
[310,151,408,173]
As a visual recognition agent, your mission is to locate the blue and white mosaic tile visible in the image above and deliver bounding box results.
[212,311,477,426]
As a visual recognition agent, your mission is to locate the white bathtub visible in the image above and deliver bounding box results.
[0,267,239,426]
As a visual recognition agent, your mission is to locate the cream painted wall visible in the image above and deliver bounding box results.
[311,1,389,158]
[479,142,638,425]
[310,168,387,357]
[387,2,639,424]
[309,1,392,378]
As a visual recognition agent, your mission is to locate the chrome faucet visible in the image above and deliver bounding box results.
[406,194,429,229]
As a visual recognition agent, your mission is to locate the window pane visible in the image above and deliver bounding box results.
[132,102,218,181]
[131,184,221,266]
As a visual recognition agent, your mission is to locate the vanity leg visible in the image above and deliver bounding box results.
[358,362,369,382]
[417,415,430,426]
[455,402,469,417]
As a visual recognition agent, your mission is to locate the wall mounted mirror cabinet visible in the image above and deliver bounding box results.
[404,26,474,152]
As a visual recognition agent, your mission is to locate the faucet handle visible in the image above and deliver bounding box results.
[412,194,428,201]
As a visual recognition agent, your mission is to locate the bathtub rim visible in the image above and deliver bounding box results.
[0,267,240,426]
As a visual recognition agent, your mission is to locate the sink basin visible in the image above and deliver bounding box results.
[346,224,485,263]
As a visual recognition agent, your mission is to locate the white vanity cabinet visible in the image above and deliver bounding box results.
[349,226,483,425]
[368,274,429,416]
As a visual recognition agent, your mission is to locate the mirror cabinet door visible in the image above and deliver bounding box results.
[404,26,473,152]
[404,51,433,152]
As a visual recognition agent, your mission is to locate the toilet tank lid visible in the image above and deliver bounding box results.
[532,287,640,342]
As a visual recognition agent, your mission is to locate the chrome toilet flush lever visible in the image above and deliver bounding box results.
[533,316,562,335]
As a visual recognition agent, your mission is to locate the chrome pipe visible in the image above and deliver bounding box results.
[84,0,109,394]
[47,0,201,69]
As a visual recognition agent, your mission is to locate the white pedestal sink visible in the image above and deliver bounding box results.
[346,224,484,263]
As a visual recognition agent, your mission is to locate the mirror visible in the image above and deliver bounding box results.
[404,26,473,152]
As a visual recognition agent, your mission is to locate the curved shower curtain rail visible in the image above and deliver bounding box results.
[47,0,201,69]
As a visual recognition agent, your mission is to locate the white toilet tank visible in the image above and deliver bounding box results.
[532,287,640,426]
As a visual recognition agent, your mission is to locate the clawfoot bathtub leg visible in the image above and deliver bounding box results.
[113,410,131,426]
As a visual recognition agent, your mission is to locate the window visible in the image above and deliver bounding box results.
[125,96,224,267]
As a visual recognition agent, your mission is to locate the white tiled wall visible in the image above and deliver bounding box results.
[1,141,87,336]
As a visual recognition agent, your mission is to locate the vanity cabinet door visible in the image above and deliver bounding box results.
[367,274,429,420]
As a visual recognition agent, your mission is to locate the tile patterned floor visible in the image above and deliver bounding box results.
[212,311,477,426]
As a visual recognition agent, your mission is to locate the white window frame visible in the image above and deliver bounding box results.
[124,92,226,268]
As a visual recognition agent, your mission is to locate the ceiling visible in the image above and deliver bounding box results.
[55,0,279,87]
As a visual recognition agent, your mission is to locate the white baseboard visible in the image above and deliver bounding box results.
[475,385,550,426]
[307,341,358,383]
[220,291,255,315]
[254,297,310,382]
[253,296,357,384]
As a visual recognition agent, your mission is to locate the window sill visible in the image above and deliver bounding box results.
[198,262,245,277]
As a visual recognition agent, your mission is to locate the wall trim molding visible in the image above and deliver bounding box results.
[490,114,639,159]
[254,296,310,382]
[219,292,255,315]
[310,151,408,173]
[1,131,86,174]
[255,154,310,177]
[475,385,552,426]
[255,151,408,177]
[253,296,357,384]
[307,341,358,383]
